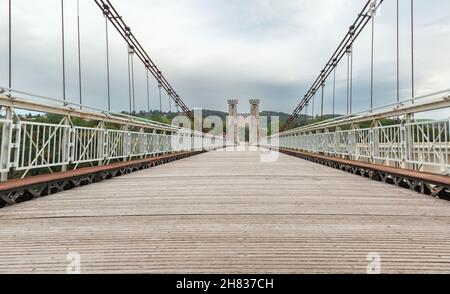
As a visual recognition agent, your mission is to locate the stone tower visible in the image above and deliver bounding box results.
[249,99,260,119]
[227,99,239,143]
[228,99,238,117]
[227,99,261,144]
[249,99,260,140]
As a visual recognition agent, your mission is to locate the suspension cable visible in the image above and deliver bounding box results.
[349,45,353,115]
[127,44,132,113]
[77,0,83,108]
[103,4,111,112]
[283,0,384,130]
[396,0,400,105]
[305,102,309,124]
[411,0,415,103]
[146,67,150,114]
[61,0,66,102]
[332,60,336,117]
[168,89,172,113]
[158,71,162,113]
[320,80,325,118]
[346,47,351,115]
[370,3,375,111]
[93,0,193,119]
[8,0,12,91]
[303,105,307,125]
[175,95,180,113]
[130,49,136,113]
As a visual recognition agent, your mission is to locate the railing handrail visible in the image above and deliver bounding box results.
[262,119,450,175]
[0,87,196,134]
[270,88,450,138]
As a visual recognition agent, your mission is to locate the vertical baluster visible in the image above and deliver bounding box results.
[46,126,50,165]
[58,127,62,163]
[75,129,79,163]
[427,124,431,164]
[446,121,449,166]
[418,125,422,165]
[21,124,25,168]
[53,127,57,164]
[29,125,34,169]
[42,126,46,167]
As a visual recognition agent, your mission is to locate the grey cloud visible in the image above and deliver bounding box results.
[0,0,449,118]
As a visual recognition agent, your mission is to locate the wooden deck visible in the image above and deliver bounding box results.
[1,147,450,274]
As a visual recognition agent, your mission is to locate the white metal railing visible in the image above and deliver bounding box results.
[106,129,129,161]
[0,120,225,176]
[16,121,71,171]
[0,119,13,173]
[0,118,226,180]
[373,125,402,164]
[0,91,229,181]
[280,88,450,136]
[72,126,105,164]
[409,120,450,168]
[263,119,450,173]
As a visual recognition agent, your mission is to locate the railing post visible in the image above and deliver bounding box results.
[370,128,376,165]
[151,130,157,156]
[98,122,106,166]
[60,116,71,172]
[167,132,172,154]
[370,120,379,164]
[139,128,145,159]
[404,114,414,170]
[124,125,130,162]
[11,120,20,171]
[143,130,149,158]
[347,130,354,160]
[161,131,166,155]
[1,108,13,181]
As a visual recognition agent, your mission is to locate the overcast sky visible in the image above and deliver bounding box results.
[0,0,449,116]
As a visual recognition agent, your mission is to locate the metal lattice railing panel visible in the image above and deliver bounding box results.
[72,126,105,164]
[272,119,450,173]
[15,122,71,171]
[373,125,402,164]
[0,96,229,181]
[407,120,450,168]
[106,129,129,160]
[351,128,371,160]
[129,131,147,157]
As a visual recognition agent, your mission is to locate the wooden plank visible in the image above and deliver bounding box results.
[278,148,450,186]
[0,151,201,192]
[1,147,450,273]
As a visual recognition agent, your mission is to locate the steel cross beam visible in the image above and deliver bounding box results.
[94,0,193,119]
[283,0,383,130]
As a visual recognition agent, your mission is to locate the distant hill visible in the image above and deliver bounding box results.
[21,109,343,134]
[128,110,343,133]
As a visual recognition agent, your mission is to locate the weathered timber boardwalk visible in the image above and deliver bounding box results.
[1,147,450,273]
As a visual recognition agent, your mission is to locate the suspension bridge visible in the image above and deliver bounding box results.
[0,0,449,274]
